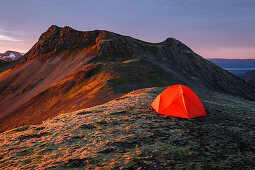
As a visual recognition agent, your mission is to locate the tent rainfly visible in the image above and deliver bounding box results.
[151,85,206,119]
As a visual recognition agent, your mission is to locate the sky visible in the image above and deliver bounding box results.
[0,0,254,59]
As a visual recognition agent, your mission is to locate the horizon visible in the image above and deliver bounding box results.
[0,0,255,59]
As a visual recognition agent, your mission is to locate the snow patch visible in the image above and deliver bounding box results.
[0,51,23,61]
[9,53,16,60]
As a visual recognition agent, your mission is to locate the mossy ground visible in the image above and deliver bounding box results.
[101,60,178,93]
[0,87,254,169]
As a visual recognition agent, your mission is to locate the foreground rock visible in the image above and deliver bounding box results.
[0,87,254,169]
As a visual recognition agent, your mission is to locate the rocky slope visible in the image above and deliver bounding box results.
[0,50,23,61]
[0,87,254,169]
[0,25,255,132]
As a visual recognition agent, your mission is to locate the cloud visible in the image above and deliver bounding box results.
[0,34,21,41]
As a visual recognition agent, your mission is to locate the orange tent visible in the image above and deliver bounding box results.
[151,85,206,119]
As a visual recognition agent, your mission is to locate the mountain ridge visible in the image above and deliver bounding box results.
[0,25,255,132]
[18,25,190,66]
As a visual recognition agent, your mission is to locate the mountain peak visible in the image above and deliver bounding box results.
[162,37,193,52]
[164,37,177,42]
[20,25,111,65]
[49,24,60,28]
[48,24,60,30]
[38,25,78,41]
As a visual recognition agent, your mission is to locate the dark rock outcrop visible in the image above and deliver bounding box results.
[20,25,109,65]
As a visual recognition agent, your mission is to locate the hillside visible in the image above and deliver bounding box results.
[239,70,255,87]
[0,25,255,132]
[0,87,254,169]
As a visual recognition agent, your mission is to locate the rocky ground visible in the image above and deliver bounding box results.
[0,87,254,169]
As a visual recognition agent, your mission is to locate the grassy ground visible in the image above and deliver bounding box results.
[0,87,254,169]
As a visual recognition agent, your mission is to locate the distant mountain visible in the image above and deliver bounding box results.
[0,50,24,61]
[0,25,255,132]
[208,58,255,68]
[208,58,255,74]
[239,70,255,87]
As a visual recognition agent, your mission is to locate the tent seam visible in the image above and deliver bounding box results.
[180,87,188,118]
